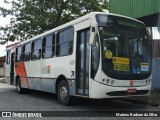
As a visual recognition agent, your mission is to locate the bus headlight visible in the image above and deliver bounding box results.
[106,79,110,84]
[111,80,114,85]
[102,79,115,86]
[146,79,151,84]
[149,79,151,83]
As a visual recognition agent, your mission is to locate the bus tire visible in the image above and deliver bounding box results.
[57,80,71,106]
[17,78,25,94]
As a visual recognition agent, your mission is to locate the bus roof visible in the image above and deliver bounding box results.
[14,12,144,46]
[6,42,20,50]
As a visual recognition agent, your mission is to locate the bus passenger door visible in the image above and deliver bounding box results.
[76,28,90,96]
[10,53,14,85]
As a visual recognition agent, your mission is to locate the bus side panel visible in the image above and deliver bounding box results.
[41,78,56,93]
[41,56,75,94]
[15,61,29,88]
[21,60,41,90]
[21,55,76,94]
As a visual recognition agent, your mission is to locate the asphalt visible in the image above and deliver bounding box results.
[0,78,160,108]
[120,91,160,107]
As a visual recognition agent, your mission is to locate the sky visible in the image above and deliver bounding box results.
[0,0,17,57]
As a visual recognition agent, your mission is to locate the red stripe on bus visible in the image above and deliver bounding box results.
[15,62,30,89]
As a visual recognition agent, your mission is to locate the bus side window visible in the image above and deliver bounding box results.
[56,27,74,56]
[42,34,55,58]
[16,46,22,62]
[31,39,42,60]
[24,43,31,61]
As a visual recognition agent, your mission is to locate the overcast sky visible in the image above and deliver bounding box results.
[0,0,17,57]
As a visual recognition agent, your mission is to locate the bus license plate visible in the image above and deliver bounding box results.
[127,88,137,93]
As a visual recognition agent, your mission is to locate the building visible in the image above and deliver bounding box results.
[109,0,160,90]
[0,56,6,82]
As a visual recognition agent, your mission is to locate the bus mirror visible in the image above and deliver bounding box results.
[89,28,96,45]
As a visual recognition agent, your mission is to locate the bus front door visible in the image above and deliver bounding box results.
[10,53,14,85]
[76,28,90,96]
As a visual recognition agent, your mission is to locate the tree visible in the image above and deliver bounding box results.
[0,0,109,44]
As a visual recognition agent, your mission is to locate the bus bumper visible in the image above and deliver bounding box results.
[90,80,151,99]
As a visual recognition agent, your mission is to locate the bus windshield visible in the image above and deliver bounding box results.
[96,15,152,79]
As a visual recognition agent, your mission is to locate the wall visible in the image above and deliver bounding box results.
[109,0,160,18]
[0,56,6,79]
[0,63,5,77]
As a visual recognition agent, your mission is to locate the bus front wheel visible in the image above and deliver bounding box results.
[57,80,71,105]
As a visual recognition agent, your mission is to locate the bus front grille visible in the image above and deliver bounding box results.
[106,90,149,96]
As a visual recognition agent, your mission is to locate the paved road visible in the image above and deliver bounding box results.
[0,82,159,120]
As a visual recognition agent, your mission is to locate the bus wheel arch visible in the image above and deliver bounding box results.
[55,75,67,93]
[56,75,71,105]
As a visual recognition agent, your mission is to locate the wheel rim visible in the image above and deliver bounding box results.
[59,86,68,100]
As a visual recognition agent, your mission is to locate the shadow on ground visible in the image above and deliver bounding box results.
[120,91,160,107]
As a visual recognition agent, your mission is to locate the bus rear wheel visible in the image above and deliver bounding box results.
[17,78,25,94]
[57,80,71,106]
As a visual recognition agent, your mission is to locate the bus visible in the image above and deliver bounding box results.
[5,12,152,105]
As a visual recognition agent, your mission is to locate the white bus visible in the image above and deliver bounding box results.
[5,12,152,105]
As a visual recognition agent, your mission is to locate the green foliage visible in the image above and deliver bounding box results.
[0,0,109,44]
